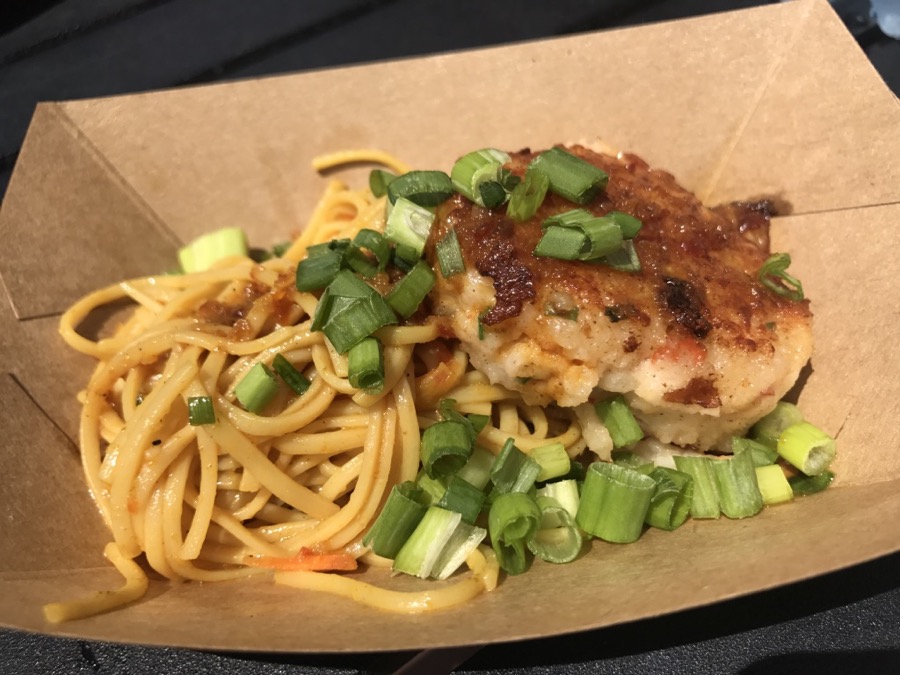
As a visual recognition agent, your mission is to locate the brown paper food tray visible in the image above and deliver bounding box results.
[1,0,898,653]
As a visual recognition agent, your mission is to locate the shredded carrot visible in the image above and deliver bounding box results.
[245,548,358,572]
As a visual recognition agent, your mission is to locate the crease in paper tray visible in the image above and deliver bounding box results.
[1,0,899,653]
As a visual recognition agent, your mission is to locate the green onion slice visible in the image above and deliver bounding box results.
[529,147,608,205]
[384,197,436,259]
[490,438,540,494]
[362,481,428,558]
[788,470,835,496]
[347,337,385,394]
[527,496,584,564]
[386,170,454,207]
[456,445,495,491]
[759,252,804,301]
[450,148,511,207]
[178,226,248,274]
[531,442,571,483]
[187,396,216,426]
[436,476,486,525]
[594,395,644,448]
[345,229,390,278]
[420,420,474,479]
[750,401,804,448]
[432,521,488,580]
[272,354,311,396]
[435,229,466,278]
[369,169,396,198]
[606,211,643,239]
[711,451,764,519]
[296,249,343,292]
[777,422,836,476]
[672,455,721,519]
[488,492,542,575]
[536,479,580,519]
[755,465,794,505]
[732,436,779,467]
[385,259,435,319]
[392,506,461,578]
[576,462,655,543]
[533,225,587,260]
[594,239,641,272]
[416,469,448,505]
[645,467,694,530]
[507,169,550,221]
[234,363,280,414]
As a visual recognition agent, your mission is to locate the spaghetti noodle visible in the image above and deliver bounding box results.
[49,150,587,621]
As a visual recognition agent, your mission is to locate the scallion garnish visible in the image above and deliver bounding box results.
[455,445,495,491]
[362,481,428,558]
[506,169,550,221]
[536,479,580,519]
[450,148,511,207]
[710,451,763,519]
[386,170,454,207]
[759,252,804,301]
[347,337,385,394]
[594,395,644,448]
[488,492,542,575]
[187,396,216,426]
[750,401,804,448]
[234,362,280,413]
[178,226,248,274]
[732,436,779,467]
[533,225,588,260]
[431,521,488,580]
[606,211,643,239]
[392,506,462,578]
[312,271,397,354]
[416,469,448,505]
[788,470,835,496]
[645,467,694,530]
[435,229,465,278]
[490,438,540,494]
[672,455,721,519]
[594,239,641,273]
[777,422,836,476]
[527,495,584,564]
[369,169,396,198]
[384,197,435,259]
[272,354,311,395]
[575,462,655,543]
[437,476,486,525]
[420,420,474,479]
[295,249,343,291]
[755,465,794,505]
[345,228,390,278]
[529,147,608,205]
[386,260,435,318]
[531,442,571,483]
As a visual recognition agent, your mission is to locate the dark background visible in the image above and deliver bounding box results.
[1,1,898,673]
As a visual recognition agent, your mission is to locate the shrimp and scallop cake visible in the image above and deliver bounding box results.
[427,145,813,455]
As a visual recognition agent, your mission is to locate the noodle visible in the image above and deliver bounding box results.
[48,150,585,622]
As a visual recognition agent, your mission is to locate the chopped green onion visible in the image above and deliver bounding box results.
[420,420,474,479]
[369,169,396,198]
[594,395,644,448]
[788,470,835,496]
[362,481,428,558]
[645,467,694,530]
[234,363,279,413]
[386,170,454,207]
[306,239,350,258]
[759,252,804,301]
[437,476,485,525]
[732,436,779,467]
[272,354,311,395]
[178,226,248,274]
[345,229,390,278]
[750,402,805,448]
[393,506,461,578]
[416,469,448,505]
[580,217,624,259]
[450,148,511,207]
[431,521,488,580]
[435,229,466,278]
[531,443,571,482]
[594,239,641,272]
[711,451,763,519]
[576,462,655,543]
[479,181,507,208]
[187,396,216,426]
[322,292,397,354]
[271,241,292,258]
[527,496,583,564]
[672,455,721,519]
[611,449,653,470]
[536,479,580,519]
[606,211,643,239]
[437,398,480,444]
[755,465,794,505]
[541,208,594,230]
[534,226,587,260]
[384,197,435,259]
[347,337,384,394]
[386,259,435,319]
[777,422,836,476]
[296,250,343,291]
[456,445,494,491]
[507,169,550,221]
[529,147,608,205]
[467,414,490,435]
[499,168,521,192]
[490,438,540,494]
[488,492,542,575]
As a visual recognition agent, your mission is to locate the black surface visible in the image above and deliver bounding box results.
[1,1,899,673]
